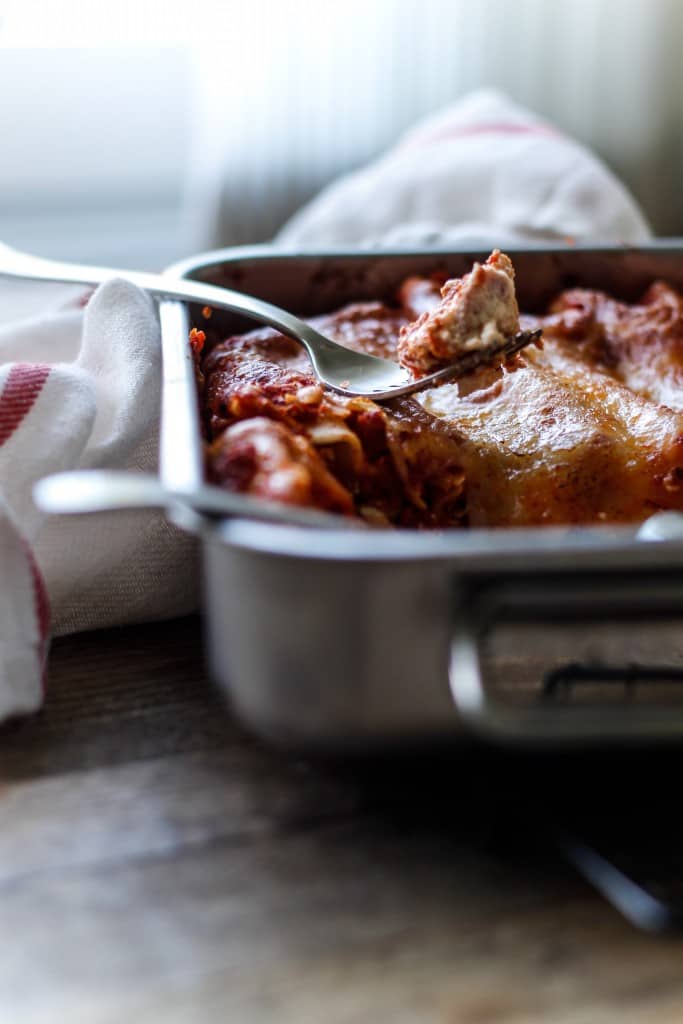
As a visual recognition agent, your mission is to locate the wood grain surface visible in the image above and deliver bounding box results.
[1,617,683,1023]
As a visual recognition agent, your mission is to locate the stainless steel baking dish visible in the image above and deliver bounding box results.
[159,244,683,752]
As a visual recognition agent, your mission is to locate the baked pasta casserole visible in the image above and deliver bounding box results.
[193,252,683,528]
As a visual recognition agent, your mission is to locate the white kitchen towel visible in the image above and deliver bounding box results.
[278,89,652,248]
[0,281,197,717]
[0,88,652,719]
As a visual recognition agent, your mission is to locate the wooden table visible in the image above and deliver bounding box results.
[2,617,683,1023]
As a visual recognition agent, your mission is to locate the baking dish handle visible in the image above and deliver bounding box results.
[448,583,683,745]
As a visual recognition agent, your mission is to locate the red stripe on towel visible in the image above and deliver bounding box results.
[402,121,559,149]
[0,363,53,683]
[0,364,51,447]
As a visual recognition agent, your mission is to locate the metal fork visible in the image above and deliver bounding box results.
[0,243,539,400]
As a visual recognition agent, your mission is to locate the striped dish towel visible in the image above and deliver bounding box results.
[0,280,197,718]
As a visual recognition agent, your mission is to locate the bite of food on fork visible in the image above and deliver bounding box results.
[0,242,537,400]
[396,250,534,378]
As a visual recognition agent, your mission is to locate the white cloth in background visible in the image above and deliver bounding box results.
[278,90,651,248]
[0,89,651,719]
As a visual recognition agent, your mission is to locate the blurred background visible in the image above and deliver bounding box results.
[1,0,681,269]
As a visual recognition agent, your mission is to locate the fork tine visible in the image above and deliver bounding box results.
[407,328,543,394]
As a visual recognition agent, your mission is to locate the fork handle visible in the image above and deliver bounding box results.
[0,246,335,363]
